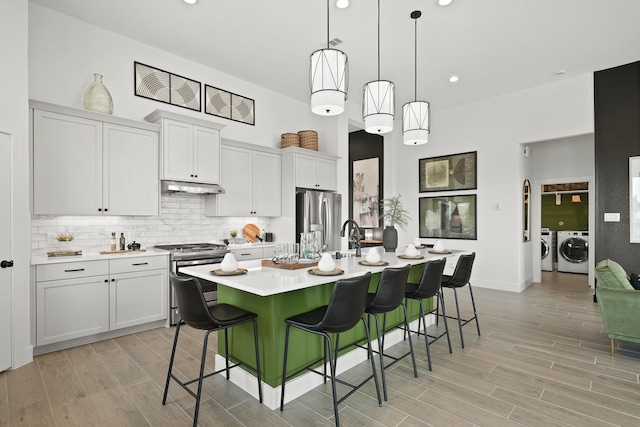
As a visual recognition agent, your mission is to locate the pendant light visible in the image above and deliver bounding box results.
[363,0,395,134]
[402,10,430,145]
[310,0,349,116]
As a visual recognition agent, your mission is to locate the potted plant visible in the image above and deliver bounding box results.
[380,194,411,252]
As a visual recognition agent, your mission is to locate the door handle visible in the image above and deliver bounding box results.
[1,260,14,268]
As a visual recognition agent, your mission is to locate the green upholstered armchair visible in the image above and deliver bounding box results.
[594,259,640,354]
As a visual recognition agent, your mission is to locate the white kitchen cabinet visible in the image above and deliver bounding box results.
[290,149,338,191]
[229,247,264,261]
[31,102,160,216]
[36,260,110,346]
[145,110,223,184]
[208,141,281,217]
[35,255,168,347]
[109,255,168,330]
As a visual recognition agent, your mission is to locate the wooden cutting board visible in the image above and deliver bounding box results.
[243,223,260,242]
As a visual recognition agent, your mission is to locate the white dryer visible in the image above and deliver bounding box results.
[541,229,553,271]
[557,231,589,274]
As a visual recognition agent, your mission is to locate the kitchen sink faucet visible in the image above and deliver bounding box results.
[340,219,362,257]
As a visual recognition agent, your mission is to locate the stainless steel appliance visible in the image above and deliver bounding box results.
[155,242,229,325]
[296,190,342,252]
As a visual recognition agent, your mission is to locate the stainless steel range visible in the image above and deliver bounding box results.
[155,242,229,325]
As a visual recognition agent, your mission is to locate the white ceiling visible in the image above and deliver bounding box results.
[30,0,640,113]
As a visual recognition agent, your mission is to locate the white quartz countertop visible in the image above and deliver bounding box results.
[31,248,169,265]
[181,249,463,297]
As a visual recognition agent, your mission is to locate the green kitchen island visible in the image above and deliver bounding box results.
[181,248,460,409]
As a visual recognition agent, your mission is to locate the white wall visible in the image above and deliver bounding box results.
[391,74,594,292]
[1,0,32,368]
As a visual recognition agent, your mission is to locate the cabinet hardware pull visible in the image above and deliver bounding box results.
[64,268,85,272]
[240,253,251,256]
[132,262,148,266]
[1,260,13,268]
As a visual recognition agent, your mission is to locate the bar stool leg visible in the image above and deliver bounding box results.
[326,333,340,427]
[452,288,465,348]
[418,299,432,371]
[251,319,263,403]
[193,330,213,427]
[371,312,387,401]
[224,328,230,379]
[468,284,481,336]
[401,303,418,378]
[361,317,382,407]
[162,321,181,405]
[438,292,453,353]
[280,324,292,411]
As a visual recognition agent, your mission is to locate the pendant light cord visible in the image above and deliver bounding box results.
[377,0,381,80]
[414,14,418,101]
[326,0,330,49]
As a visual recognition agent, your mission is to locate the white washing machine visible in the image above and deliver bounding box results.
[557,231,589,274]
[541,229,554,271]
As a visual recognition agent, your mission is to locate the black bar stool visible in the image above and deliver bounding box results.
[438,252,479,348]
[280,272,381,427]
[364,264,416,401]
[163,273,262,427]
[404,258,451,371]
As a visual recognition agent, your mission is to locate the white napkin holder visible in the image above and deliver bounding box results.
[404,243,419,257]
[433,240,445,252]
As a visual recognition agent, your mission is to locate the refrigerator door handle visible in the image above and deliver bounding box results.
[321,197,328,252]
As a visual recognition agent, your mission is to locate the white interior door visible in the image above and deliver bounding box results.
[0,132,13,371]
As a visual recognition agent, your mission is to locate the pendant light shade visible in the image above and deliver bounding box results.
[310,0,348,116]
[403,101,430,144]
[310,48,348,116]
[363,0,395,134]
[363,80,395,133]
[403,10,430,145]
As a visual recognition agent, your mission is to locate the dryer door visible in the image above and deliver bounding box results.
[541,238,550,259]
[560,237,588,263]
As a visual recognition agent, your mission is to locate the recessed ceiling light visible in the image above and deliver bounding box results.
[449,75,459,83]
[336,0,349,8]
[183,0,197,5]
[438,0,453,6]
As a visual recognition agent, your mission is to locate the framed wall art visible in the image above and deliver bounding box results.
[205,85,255,125]
[134,62,201,111]
[419,151,477,192]
[349,130,384,230]
[419,194,477,240]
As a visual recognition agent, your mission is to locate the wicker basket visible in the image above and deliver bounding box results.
[281,133,300,148]
[298,130,318,151]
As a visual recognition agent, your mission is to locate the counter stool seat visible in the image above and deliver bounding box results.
[280,272,381,427]
[163,273,262,427]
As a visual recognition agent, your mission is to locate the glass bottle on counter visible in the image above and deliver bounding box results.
[119,233,125,251]
[110,232,116,251]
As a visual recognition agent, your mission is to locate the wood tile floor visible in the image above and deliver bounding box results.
[2,271,640,426]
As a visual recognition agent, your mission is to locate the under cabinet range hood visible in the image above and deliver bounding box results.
[161,180,225,195]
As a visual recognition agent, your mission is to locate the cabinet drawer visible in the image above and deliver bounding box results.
[110,255,168,274]
[36,260,109,282]
[230,247,263,261]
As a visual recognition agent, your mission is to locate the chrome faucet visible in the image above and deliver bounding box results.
[340,219,362,257]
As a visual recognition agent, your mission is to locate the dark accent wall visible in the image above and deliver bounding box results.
[349,130,384,239]
[594,61,640,271]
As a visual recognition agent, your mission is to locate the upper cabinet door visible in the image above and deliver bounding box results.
[217,145,253,216]
[315,157,337,192]
[32,110,103,215]
[161,119,194,181]
[103,124,159,216]
[294,153,318,190]
[193,125,221,184]
[253,151,281,216]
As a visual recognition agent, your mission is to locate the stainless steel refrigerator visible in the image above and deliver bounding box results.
[296,190,342,252]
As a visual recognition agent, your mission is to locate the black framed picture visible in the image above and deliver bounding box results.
[205,85,255,125]
[134,62,201,112]
[419,151,477,192]
[419,194,477,240]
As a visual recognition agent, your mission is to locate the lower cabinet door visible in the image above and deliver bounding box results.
[110,269,168,330]
[37,276,110,346]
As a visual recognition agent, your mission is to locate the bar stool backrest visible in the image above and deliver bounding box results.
[447,253,476,287]
[318,272,372,333]
[170,272,216,330]
[368,264,411,312]
[411,258,446,299]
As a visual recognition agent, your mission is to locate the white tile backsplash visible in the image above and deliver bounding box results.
[31,193,270,256]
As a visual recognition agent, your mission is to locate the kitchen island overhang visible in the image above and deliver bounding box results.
[181,250,462,409]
